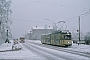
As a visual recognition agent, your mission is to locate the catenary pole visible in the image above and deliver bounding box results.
[78,16,80,45]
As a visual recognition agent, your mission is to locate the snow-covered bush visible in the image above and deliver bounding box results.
[84,32,90,45]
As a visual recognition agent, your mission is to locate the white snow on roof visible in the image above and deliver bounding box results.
[32,26,53,29]
[27,30,32,33]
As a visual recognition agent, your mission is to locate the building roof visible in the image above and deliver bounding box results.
[32,26,53,29]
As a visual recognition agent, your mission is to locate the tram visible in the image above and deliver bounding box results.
[19,36,25,43]
[41,30,72,47]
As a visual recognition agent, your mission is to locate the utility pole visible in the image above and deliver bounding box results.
[78,16,80,45]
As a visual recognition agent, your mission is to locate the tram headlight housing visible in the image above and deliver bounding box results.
[67,42,70,43]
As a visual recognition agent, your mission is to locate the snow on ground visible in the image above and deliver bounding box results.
[0,40,47,60]
[68,44,90,53]
[0,43,12,51]
[30,43,90,60]
[0,40,21,51]
[0,39,90,60]
[0,46,46,60]
[0,40,13,51]
[28,40,90,54]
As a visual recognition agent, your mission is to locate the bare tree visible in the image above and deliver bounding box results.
[0,0,12,43]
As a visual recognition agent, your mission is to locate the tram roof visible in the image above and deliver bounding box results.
[41,30,71,35]
[53,30,70,34]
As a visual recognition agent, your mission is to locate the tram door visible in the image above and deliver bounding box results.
[60,34,64,46]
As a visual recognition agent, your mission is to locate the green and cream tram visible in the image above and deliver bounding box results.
[41,30,72,47]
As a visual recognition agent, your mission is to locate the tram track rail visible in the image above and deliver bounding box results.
[23,42,80,60]
[26,41,90,58]
[23,43,66,60]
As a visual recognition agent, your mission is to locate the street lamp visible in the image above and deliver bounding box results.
[44,18,57,31]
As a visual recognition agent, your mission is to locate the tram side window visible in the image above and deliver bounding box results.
[64,35,71,40]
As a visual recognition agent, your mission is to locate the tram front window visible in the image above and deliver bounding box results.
[64,35,71,40]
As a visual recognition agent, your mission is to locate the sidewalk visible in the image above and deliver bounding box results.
[0,40,21,52]
[0,40,47,60]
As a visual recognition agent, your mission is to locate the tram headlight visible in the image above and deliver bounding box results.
[67,42,70,43]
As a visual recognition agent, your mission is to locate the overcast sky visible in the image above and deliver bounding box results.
[10,0,90,38]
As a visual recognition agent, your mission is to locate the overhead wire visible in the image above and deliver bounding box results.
[11,18,53,24]
[80,10,90,18]
[11,0,90,22]
[39,0,89,11]
[39,0,90,22]
[64,9,90,22]
[11,1,39,9]
[11,0,89,11]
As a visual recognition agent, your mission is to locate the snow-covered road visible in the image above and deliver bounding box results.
[0,40,47,60]
[28,40,90,54]
[23,40,90,60]
[0,40,90,60]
